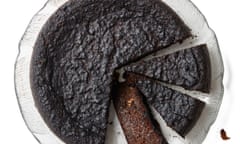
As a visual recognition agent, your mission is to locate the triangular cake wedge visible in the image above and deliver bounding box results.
[136,78,205,137]
[124,45,211,93]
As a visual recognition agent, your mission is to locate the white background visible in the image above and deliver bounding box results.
[0,0,239,143]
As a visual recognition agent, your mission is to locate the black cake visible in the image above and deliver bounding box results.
[30,0,210,144]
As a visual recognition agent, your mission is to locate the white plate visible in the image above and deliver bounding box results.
[15,0,224,143]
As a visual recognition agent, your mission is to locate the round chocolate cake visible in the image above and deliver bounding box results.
[15,0,224,144]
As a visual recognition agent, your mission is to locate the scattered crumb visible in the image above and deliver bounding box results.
[220,129,230,140]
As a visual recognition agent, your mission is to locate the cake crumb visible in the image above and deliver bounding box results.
[220,129,230,140]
